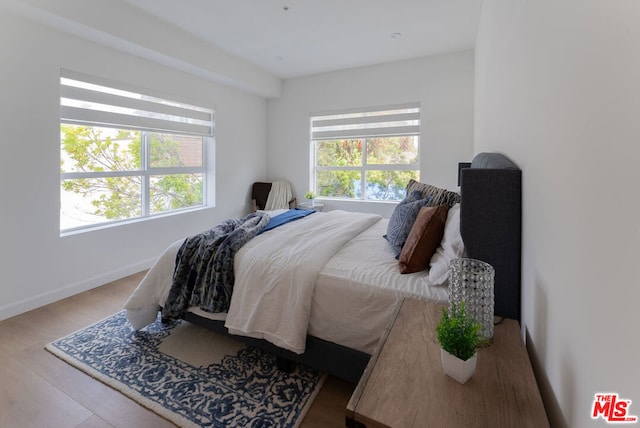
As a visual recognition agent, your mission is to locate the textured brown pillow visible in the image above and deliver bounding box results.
[398,204,450,274]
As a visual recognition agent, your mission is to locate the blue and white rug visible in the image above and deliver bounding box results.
[45,311,326,427]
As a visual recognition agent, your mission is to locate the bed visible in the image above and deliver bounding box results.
[124,152,522,383]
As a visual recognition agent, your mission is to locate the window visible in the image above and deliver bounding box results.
[310,103,420,201]
[60,69,214,232]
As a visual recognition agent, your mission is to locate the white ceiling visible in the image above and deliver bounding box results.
[118,0,483,79]
[2,0,482,96]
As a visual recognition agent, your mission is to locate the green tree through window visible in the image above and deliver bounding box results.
[61,125,204,230]
[311,104,420,201]
[59,69,213,232]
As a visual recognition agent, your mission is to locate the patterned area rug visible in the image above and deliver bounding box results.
[45,311,326,427]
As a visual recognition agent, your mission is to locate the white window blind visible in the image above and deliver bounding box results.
[311,103,420,141]
[309,103,420,201]
[60,69,214,136]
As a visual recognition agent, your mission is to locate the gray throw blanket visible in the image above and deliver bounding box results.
[162,212,270,321]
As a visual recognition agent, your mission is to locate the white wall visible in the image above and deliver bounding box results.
[2,0,281,98]
[267,51,475,218]
[475,1,640,426]
[0,12,268,320]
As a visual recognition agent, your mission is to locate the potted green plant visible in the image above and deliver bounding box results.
[436,302,483,384]
[304,191,316,201]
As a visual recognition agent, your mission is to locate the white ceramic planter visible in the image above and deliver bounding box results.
[441,348,477,384]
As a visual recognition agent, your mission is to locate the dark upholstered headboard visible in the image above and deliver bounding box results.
[459,152,522,322]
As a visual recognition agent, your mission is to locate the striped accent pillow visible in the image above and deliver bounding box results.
[406,180,461,207]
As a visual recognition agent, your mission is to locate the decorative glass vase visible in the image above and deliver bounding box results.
[448,258,495,341]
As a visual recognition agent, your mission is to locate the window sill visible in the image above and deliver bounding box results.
[60,205,211,237]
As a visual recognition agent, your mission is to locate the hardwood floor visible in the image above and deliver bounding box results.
[0,272,355,427]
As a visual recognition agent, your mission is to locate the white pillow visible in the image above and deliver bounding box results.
[428,203,464,286]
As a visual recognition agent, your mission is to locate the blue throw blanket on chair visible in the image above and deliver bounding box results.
[162,212,270,321]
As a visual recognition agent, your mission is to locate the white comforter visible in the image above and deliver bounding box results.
[225,210,380,354]
[124,210,380,353]
[125,209,456,353]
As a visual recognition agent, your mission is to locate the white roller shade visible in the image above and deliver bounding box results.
[311,103,420,140]
[60,69,214,136]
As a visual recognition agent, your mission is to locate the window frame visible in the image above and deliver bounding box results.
[310,103,421,202]
[59,70,214,233]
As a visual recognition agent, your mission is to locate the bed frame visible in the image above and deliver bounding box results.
[184,152,522,383]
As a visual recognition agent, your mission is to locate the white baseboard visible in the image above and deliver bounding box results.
[0,258,155,322]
